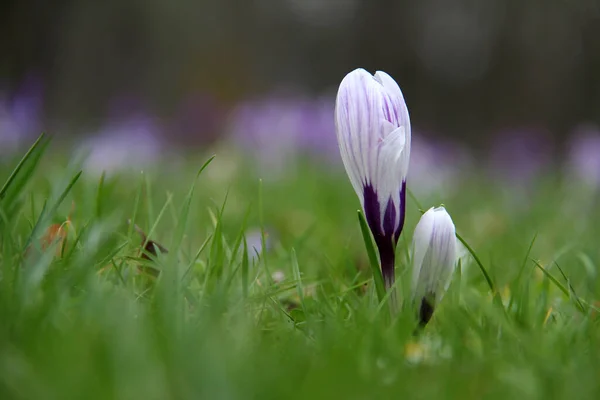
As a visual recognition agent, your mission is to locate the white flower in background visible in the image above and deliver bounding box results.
[245,228,271,263]
[411,207,457,326]
[409,134,472,196]
[335,68,411,288]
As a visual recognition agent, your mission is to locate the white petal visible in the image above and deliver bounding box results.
[335,69,377,197]
[428,210,457,297]
[335,68,411,217]
[411,207,436,295]
[374,70,412,177]
[374,71,405,103]
[411,207,457,304]
[376,125,406,224]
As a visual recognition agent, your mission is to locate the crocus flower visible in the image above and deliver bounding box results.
[411,207,457,326]
[0,76,43,154]
[335,68,411,289]
[488,127,553,187]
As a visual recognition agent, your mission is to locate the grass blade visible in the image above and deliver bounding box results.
[227,203,253,272]
[242,236,249,298]
[455,232,495,294]
[531,259,585,313]
[209,191,228,279]
[258,179,272,285]
[508,234,537,311]
[23,171,82,251]
[291,248,305,308]
[0,133,47,200]
[531,259,569,297]
[555,262,587,313]
[197,155,216,177]
[182,234,212,282]
[95,171,106,218]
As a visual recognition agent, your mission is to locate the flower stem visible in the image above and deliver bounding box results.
[379,244,398,313]
[379,244,395,290]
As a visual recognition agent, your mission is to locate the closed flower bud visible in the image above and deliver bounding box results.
[335,68,411,289]
[411,207,457,326]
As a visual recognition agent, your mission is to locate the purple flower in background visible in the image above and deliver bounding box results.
[228,94,301,174]
[0,76,43,154]
[227,91,339,174]
[0,97,22,153]
[566,124,600,188]
[80,113,164,174]
[294,96,338,160]
[409,133,471,196]
[488,127,553,186]
[335,68,411,289]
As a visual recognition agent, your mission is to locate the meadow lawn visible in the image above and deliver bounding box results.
[1,134,599,399]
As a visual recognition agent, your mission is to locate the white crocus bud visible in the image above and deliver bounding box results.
[411,207,457,326]
[335,68,411,289]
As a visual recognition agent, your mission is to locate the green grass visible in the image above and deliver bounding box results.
[1,136,600,399]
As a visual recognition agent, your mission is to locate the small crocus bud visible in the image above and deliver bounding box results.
[411,207,457,326]
[335,68,411,289]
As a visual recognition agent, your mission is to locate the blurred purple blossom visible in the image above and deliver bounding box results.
[409,132,472,196]
[487,127,554,186]
[80,112,164,174]
[227,92,338,172]
[566,123,600,188]
[0,76,43,154]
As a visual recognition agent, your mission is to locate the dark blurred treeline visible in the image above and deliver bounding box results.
[1,0,600,144]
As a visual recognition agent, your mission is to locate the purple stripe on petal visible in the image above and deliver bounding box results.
[382,197,396,240]
[394,180,407,243]
[363,184,381,241]
[382,99,393,125]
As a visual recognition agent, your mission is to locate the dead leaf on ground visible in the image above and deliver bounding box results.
[27,202,75,258]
